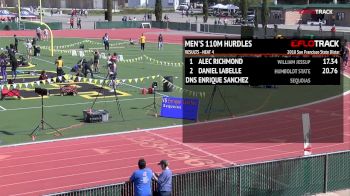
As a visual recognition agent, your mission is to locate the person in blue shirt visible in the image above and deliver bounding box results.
[129,158,153,196]
[153,160,172,196]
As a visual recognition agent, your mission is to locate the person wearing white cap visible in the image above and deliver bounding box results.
[153,160,172,196]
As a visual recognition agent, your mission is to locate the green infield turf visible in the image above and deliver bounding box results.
[0,37,347,145]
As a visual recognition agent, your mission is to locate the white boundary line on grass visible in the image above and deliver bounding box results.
[344,72,350,79]
[0,105,6,111]
[2,90,349,149]
[0,96,159,112]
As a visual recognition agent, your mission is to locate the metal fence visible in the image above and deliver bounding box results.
[93,21,350,40]
[45,150,350,196]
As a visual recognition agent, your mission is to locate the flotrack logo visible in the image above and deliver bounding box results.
[299,9,333,15]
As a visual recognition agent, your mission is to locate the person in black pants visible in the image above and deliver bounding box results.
[9,49,18,80]
[14,35,18,53]
[82,59,94,78]
[102,33,109,51]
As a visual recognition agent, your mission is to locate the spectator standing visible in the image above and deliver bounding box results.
[129,159,153,196]
[158,34,163,50]
[36,27,42,40]
[139,33,146,51]
[77,17,82,29]
[153,160,172,196]
[70,17,74,29]
[103,33,110,51]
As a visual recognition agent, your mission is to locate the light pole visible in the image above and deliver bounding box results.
[17,0,21,21]
[39,0,42,23]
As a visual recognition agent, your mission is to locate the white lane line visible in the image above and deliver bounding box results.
[0,105,6,111]
[147,131,235,166]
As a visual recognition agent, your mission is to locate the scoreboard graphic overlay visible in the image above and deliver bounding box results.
[183,38,343,143]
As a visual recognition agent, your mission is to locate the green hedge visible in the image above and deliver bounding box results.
[0,22,62,30]
[95,21,145,29]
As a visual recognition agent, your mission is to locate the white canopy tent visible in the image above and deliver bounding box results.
[210,4,227,9]
[227,4,239,11]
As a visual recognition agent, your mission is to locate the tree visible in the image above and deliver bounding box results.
[254,8,258,29]
[261,0,269,37]
[241,0,248,23]
[155,0,162,21]
[203,0,208,23]
[106,0,112,21]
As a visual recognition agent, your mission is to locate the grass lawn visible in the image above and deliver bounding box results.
[0,37,346,145]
